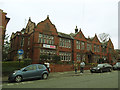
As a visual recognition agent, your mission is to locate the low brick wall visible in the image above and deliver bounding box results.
[50,64,92,72]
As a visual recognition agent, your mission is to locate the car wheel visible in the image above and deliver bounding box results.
[100,69,103,73]
[15,76,22,82]
[42,73,48,79]
[90,71,93,73]
[109,68,112,72]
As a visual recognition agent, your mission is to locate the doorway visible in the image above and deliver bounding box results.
[88,54,92,63]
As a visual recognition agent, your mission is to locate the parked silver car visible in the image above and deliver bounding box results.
[8,64,49,82]
[113,62,120,70]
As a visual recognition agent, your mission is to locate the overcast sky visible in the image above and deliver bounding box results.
[0,0,119,49]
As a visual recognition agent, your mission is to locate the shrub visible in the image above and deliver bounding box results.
[52,55,60,64]
[39,55,49,63]
[2,61,25,76]
[23,58,32,66]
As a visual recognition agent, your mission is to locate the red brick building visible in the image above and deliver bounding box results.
[0,9,10,45]
[10,16,115,64]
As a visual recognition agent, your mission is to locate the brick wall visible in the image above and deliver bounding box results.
[50,64,92,72]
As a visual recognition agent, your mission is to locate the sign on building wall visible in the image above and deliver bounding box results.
[43,44,56,49]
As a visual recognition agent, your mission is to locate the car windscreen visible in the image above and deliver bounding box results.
[116,63,120,66]
[97,64,104,67]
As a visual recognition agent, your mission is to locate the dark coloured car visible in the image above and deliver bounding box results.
[8,64,49,82]
[113,62,120,70]
[90,63,112,73]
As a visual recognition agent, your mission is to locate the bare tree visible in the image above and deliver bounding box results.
[98,33,110,63]
[98,33,110,43]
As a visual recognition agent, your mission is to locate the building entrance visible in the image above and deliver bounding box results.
[88,54,92,63]
[86,50,94,63]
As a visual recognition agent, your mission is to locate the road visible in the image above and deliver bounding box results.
[2,70,119,88]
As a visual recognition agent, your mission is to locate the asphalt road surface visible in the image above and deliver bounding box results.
[2,70,119,88]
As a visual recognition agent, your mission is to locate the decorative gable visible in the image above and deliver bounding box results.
[74,28,86,41]
[36,15,58,36]
[92,34,100,44]
[25,17,36,34]
[107,38,114,49]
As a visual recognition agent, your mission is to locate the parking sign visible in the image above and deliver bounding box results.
[18,49,24,55]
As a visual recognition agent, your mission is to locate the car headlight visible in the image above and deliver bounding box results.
[13,72,16,75]
[97,68,100,70]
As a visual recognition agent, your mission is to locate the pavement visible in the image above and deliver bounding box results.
[1,70,91,83]
[49,70,91,78]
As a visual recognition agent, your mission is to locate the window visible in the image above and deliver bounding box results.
[94,45,97,52]
[97,45,100,52]
[40,49,56,56]
[94,55,100,63]
[77,53,81,61]
[39,33,54,44]
[20,37,24,47]
[109,48,112,53]
[38,65,44,69]
[43,38,45,43]
[69,43,71,48]
[28,37,30,45]
[77,53,85,61]
[59,52,71,61]
[87,43,92,51]
[59,38,71,48]
[76,40,80,49]
[25,65,37,71]
[81,41,85,50]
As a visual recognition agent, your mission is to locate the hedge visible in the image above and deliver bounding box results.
[2,61,31,76]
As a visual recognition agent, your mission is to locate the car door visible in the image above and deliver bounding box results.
[22,65,38,79]
[102,64,106,71]
[37,64,45,78]
[104,64,109,71]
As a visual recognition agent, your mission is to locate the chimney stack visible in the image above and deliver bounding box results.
[75,26,78,33]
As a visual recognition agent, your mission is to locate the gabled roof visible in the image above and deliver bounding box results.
[58,32,74,39]
[26,17,36,27]
[100,38,114,49]
[5,16,10,23]
[92,34,101,43]
[86,37,93,41]
[70,32,78,37]
[36,15,58,35]
[107,38,114,48]
[37,15,55,28]
[73,28,86,40]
